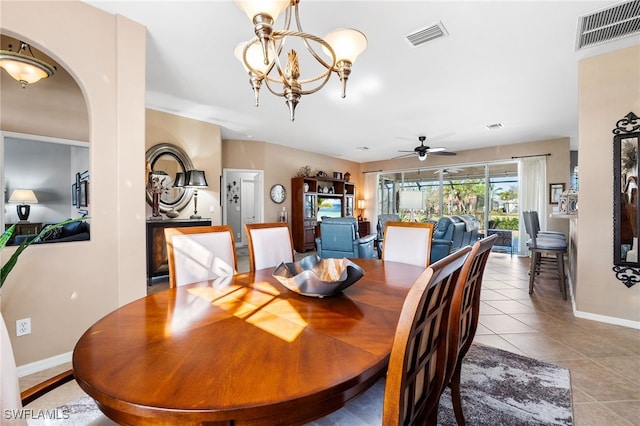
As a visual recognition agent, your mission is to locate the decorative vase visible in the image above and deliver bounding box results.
[151,192,162,219]
[344,172,351,182]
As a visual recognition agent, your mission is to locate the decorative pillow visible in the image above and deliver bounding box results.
[61,220,82,237]
[40,227,63,241]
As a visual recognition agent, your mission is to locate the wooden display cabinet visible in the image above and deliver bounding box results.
[291,176,357,252]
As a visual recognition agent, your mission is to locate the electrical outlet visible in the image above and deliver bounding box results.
[16,318,31,337]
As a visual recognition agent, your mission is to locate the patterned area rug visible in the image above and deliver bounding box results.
[310,344,573,426]
[438,344,573,425]
[32,345,572,425]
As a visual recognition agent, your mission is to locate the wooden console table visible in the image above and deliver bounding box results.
[145,218,211,283]
[4,222,43,245]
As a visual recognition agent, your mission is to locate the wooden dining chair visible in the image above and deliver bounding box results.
[382,221,435,268]
[164,225,237,288]
[447,234,498,426]
[245,222,295,271]
[308,246,472,425]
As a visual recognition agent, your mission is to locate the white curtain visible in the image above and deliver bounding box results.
[364,172,379,223]
[518,156,547,255]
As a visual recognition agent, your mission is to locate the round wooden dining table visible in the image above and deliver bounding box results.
[72,258,426,425]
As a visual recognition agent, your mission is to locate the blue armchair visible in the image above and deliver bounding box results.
[316,217,377,259]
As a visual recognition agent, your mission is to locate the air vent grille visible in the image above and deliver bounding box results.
[576,0,640,50]
[406,22,449,47]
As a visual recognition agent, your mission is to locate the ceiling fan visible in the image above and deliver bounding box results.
[434,168,462,175]
[395,136,457,161]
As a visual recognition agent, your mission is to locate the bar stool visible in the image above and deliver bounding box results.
[523,211,568,299]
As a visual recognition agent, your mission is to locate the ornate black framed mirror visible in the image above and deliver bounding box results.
[612,112,640,288]
[145,143,194,213]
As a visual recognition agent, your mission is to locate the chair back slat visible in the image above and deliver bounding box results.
[383,246,471,425]
[452,234,498,372]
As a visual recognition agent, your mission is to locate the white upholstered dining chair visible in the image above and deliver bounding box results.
[245,223,295,271]
[164,225,237,288]
[382,221,435,268]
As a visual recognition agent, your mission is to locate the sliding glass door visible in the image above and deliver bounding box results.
[376,161,519,250]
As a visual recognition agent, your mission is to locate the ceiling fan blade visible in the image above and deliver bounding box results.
[426,147,447,153]
[430,151,457,156]
[391,153,415,160]
[397,150,416,153]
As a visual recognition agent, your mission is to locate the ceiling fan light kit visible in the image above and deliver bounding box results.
[0,41,56,88]
[233,0,367,121]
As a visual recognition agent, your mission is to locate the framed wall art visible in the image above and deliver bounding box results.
[549,183,565,205]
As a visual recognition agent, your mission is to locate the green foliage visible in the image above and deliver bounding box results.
[1,218,88,288]
[492,216,519,230]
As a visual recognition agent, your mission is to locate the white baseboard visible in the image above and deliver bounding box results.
[573,309,640,329]
[568,278,639,329]
[17,351,72,378]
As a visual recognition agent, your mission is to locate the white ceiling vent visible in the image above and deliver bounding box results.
[406,22,449,47]
[576,0,640,50]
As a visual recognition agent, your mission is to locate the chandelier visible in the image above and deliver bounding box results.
[233,0,367,121]
[0,41,56,88]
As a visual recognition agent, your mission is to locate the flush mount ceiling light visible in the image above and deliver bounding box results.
[0,41,56,88]
[234,0,367,121]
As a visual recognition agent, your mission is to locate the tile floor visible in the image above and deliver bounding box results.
[20,251,640,425]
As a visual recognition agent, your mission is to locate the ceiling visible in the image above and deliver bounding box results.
[82,1,639,163]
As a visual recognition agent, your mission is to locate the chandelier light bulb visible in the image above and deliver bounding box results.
[323,28,368,64]
[234,41,274,74]
[233,0,289,24]
[234,0,290,64]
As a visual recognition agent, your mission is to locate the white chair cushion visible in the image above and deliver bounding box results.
[250,227,294,270]
[172,232,236,286]
[383,226,431,267]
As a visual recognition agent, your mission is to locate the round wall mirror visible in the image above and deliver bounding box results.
[145,143,194,213]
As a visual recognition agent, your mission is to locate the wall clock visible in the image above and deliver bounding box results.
[270,184,286,204]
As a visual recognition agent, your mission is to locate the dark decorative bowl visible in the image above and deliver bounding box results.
[272,255,365,298]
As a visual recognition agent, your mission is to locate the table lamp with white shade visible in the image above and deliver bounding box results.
[357,199,366,221]
[399,191,423,222]
[9,189,38,222]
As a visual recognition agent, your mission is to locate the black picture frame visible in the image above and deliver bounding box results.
[79,181,89,207]
[549,183,564,205]
[72,183,78,207]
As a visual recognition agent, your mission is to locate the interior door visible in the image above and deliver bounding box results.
[222,169,263,246]
[241,177,257,245]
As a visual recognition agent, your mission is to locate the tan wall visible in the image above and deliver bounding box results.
[146,109,222,224]
[0,0,147,366]
[577,45,640,323]
[363,137,571,234]
[223,140,362,223]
